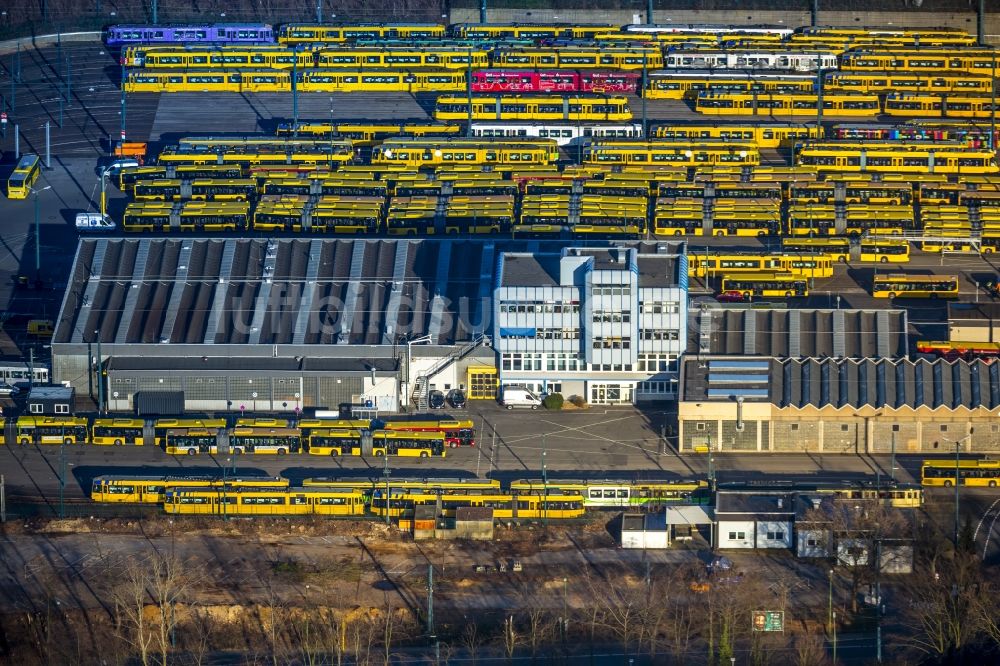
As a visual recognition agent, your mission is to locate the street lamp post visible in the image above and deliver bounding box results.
[890,428,896,483]
[832,611,838,664]
[221,460,228,521]
[939,433,971,547]
[383,448,391,526]
[827,569,833,635]
[31,185,52,274]
[95,329,104,414]
[542,442,548,528]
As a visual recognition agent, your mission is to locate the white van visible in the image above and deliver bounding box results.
[75,212,116,232]
[103,159,139,178]
[501,386,542,410]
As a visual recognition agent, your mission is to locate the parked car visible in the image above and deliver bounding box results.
[0,383,21,397]
[716,290,746,303]
[428,390,446,409]
[101,158,139,178]
[447,388,467,409]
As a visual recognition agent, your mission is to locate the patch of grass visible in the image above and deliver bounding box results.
[272,559,307,582]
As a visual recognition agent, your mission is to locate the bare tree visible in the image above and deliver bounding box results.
[501,615,519,662]
[461,620,482,666]
[898,550,991,661]
[515,582,554,660]
[803,498,911,613]
[325,611,348,666]
[147,552,190,666]
[661,578,697,665]
[792,632,830,666]
[110,557,156,666]
[590,573,643,657]
[185,607,215,666]
[382,597,397,666]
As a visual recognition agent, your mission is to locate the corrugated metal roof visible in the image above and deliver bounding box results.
[56,239,684,349]
[686,306,908,359]
[685,356,1000,411]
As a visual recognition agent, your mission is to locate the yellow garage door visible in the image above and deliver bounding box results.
[467,366,498,400]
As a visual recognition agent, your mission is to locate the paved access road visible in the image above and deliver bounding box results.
[0,402,923,500]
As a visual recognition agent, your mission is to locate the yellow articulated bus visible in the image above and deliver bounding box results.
[861,239,911,263]
[823,71,993,95]
[371,138,559,167]
[15,416,90,445]
[695,91,880,116]
[434,94,632,122]
[871,274,960,299]
[583,140,759,167]
[653,199,704,236]
[921,459,1000,488]
[153,417,226,447]
[133,178,257,201]
[651,122,822,149]
[688,253,833,278]
[118,164,246,190]
[781,236,910,264]
[719,272,809,298]
[307,429,447,458]
[123,201,251,232]
[782,237,850,262]
[882,93,1000,120]
[91,418,145,446]
[162,428,219,456]
[657,182,783,200]
[260,178,389,197]
[230,426,302,455]
[374,431,447,457]
[308,429,379,456]
[370,488,586,520]
[6,154,41,199]
[705,209,781,237]
[91,475,289,503]
[646,71,818,100]
[277,23,447,44]
[795,143,998,174]
[163,487,367,516]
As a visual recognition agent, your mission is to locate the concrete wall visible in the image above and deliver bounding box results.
[796,527,831,558]
[621,528,668,549]
[717,520,755,548]
[755,520,793,549]
[679,400,1000,453]
[451,9,1000,44]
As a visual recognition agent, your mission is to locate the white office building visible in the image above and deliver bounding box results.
[493,244,687,405]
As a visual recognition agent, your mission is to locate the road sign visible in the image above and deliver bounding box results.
[1,113,7,123]
[752,610,784,632]
[120,130,126,140]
